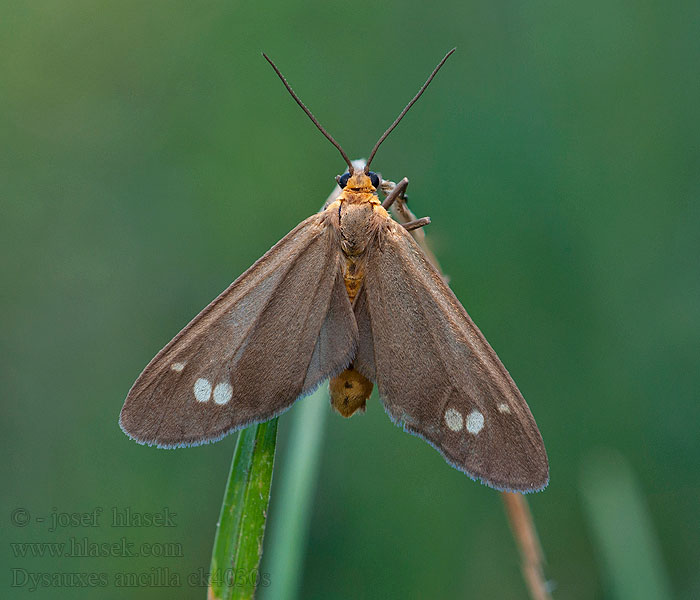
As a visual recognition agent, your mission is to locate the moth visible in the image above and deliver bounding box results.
[120,50,549,493]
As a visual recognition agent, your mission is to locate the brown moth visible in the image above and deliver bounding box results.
[120,50,549,493]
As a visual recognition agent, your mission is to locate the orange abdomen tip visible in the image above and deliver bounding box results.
[329,367,374,418]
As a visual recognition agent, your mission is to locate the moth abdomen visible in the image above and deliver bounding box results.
[329,366,373,418]
[342,257,365,304]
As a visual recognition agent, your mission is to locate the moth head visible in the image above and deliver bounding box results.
[336,170,380,192]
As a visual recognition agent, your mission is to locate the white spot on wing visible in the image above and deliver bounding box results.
[466,410,484,435]
[193,378,211,402]
[213,382,233,405]
[444,407,463,432]
[171,362,186,372]
[498,403,510,414]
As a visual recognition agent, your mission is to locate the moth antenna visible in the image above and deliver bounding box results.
[365,48,456,171]
[263,53,354,172]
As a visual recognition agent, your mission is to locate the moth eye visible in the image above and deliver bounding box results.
[338,172,351,188]
[368,171,380,188]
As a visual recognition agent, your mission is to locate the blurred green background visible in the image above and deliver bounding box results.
[3,1,699,598]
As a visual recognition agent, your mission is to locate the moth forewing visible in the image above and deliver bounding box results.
[358,217,548,492]
[119,211,358,448]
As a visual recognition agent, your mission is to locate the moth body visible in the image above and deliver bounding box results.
[328,171,384,416]
[333,171,385,298]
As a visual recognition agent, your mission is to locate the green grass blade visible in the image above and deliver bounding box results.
[209,419,279,600]
[260,389,329,600]
[580,450,673,600]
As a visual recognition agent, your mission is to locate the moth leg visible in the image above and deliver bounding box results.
[383,183,448,282]
[383,179,421,231]
[382,177,409,210]
[402,216,431,231]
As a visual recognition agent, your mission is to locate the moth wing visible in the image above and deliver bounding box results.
[120,211,357,447]
[360,219,548,492]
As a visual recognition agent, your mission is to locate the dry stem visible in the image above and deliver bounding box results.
[381,176,552,600]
